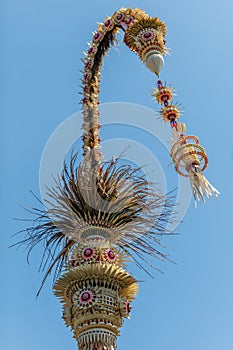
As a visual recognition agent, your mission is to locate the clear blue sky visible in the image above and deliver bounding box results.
[1,1,233,349]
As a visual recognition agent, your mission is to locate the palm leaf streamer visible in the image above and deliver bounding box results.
[13,153,175,295]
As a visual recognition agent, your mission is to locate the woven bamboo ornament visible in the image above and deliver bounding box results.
[152,80,219,204]
[14,7,219,350]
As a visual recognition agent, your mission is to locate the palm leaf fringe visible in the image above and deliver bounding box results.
[12,153,175,295]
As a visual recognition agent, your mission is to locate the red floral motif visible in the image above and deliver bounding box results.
[82,247,94,259]
[79,290,93,303]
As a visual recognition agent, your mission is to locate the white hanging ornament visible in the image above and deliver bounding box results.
[145,50,164,76]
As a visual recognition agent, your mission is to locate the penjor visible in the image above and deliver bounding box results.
[15,7,219,350]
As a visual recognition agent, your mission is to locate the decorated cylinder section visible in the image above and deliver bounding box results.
[54,241,139,350]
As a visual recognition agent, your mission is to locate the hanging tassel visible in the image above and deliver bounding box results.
[169,132,219,205]
[152,79,219,205]
[188,166,220,206]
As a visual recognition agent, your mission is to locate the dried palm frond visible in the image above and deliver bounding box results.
[12,153,175,295]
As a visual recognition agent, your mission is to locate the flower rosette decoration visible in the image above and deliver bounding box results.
[71,245,98,266]
[72,288,97,312]
[104,248,117,263]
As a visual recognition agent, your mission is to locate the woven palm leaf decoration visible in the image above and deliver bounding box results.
[14,8,219,350]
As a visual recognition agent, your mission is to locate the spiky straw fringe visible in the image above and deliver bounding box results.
[188,170,220,206]
[12,153,175,295]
